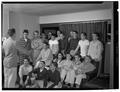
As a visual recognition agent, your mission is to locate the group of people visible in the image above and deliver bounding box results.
[2,28,103,88]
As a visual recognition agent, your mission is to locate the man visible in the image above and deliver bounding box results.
[31,30,43,64]
[26,61,48,88]
[16,30,32,65]
[58,33,67,56]
[75,56,96,88]
[74,32,89,58]
[35,41,53,68]
[87,32,103,76]
[67,31,79,54]
[3,28,18,88]
[19,58,33,87]
[49,34,59,56]
[46,62,61,88]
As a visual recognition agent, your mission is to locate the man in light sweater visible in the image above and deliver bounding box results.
[87,32,103,76]
[3,28,18,88]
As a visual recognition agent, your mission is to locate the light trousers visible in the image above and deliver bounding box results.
[4,67,17,88]
[75,74,86,85]
[61,69,67,80]
[65,70,75,84]
[35,80,44,88]
[46,82,62,88]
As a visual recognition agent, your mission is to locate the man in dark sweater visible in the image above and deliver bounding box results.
[46,62,61,88]
[26,61,48,88]
[67,31,79,54]
[59,33,67,56]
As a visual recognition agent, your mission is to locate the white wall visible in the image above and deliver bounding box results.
[9,12,40,40]
[2,5,9,37]
[39,9,112,24]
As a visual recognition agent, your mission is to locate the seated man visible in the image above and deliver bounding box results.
[19,58,33,87]
[75,56,96,88]
[26,61,48,88]
[46,62,61,88]
[35,41,53,69]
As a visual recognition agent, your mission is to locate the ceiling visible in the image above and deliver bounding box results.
[3,2,113,16]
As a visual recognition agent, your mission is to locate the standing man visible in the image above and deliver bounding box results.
[31,30,43,64]
[16,30,32,65]
[3,28,18,88]
[67,31,79,55]
[59,33,67,56]
[87,32,103,76]
[74,32,89,58]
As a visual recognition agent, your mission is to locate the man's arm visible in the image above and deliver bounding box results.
[74,44,80,55]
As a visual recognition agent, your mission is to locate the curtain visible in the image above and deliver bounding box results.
[59,21,108,44]
[59,20,110,74]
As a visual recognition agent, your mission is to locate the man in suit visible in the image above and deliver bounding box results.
[3,28,18,88]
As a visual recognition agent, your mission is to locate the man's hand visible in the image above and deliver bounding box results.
[70,50,75,56]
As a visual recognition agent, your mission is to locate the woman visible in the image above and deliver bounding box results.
[53,53,64,69]
[31,31,43,64]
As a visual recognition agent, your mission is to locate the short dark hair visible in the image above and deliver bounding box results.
[92,32,99,38]
[23,29,29,34]
[24,58,29,62]
[43,41,49,46]
[73,30,78,34]
[52,62,58,68]
[34,30,39,34]
[81,32,87,37]
[40,61,45,65]
[51,33,56,37]
[8,28,16,37]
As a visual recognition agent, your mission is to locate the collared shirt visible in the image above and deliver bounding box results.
[88,40,103,61]
[16,37,31,65]
[37,48,53,66]
[3,37,18,68]
[32,68,48,80]
[31,38,43,50]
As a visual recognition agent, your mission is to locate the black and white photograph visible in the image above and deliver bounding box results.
[1,1,119,90]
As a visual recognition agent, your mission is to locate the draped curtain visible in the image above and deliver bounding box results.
[59,20,110,74]
[59,20,109,45]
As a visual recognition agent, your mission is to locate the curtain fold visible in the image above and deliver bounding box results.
[59,20,110,74]
[59,20,109,44]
